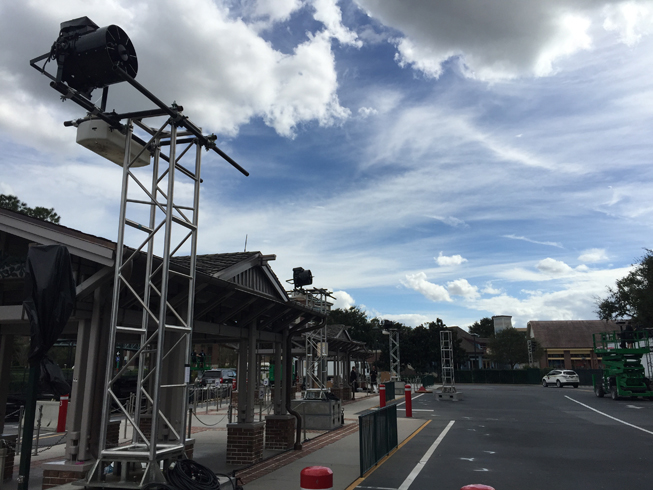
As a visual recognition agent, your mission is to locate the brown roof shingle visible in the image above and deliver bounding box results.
[527,320,618,348]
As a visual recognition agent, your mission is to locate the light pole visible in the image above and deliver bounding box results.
[471,333,479,383]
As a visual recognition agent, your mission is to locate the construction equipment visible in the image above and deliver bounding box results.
[592,329,653,400]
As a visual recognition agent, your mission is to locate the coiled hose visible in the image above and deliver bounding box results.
[165,460,221,490]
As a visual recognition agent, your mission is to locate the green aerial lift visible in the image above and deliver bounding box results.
[593,330,653,400]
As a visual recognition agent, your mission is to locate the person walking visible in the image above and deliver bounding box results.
[350,366,358,399]
[370,366,378,393]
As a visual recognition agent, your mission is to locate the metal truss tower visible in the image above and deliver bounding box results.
[440,330,456,393]
[87,116,202,486]
[288,288,333,392]
[305,326,328,391]
[30,17,248,488]
[388,329,400,381]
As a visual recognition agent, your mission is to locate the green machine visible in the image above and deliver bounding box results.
[593,330,653,400]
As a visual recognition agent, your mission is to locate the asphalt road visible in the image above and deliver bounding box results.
[355,384,653,490]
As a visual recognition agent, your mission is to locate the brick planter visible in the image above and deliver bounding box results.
[1,434,16,482]
[42,461,94,490]
[330,387,350,401]
[226,422,264,466]
[107,420,120,448]
[264,415,296,450]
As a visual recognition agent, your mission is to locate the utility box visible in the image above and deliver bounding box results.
[291,390,342,430]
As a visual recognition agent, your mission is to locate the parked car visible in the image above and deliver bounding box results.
[197,368,237,387]
[542,369,579,388]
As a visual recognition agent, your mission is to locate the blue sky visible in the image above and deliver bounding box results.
[1,0,653,329]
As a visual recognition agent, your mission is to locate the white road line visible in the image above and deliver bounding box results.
[565,396,653,436]
[396,393,425,407]
[356,487,398,490]
[397,409,434,412]
[397,420,455,490]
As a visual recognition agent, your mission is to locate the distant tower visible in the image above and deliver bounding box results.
[492,315,512,333]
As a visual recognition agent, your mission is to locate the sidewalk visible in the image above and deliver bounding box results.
[5,391,424,489]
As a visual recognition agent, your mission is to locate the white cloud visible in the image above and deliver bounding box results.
[536,258,574,276]
[467,266,632,328]
[251,0,305,23]
[377,313,433,328]
[402,272,452,302]
[435,252,467,267]
[482,283,502,295]
[332,290,356,309]
[603,2,653,46]
[431,215,468,228]
[355,1,653,80]
[578,248,609,263]
[503,235,564,248]
[533,14,592,77]
[358,107,378,118]
[312,0,362,47]
[0,0,351,148]
[447,278,479,299]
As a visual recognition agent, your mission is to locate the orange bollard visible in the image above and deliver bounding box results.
[404,384,412,417]
[300,466,333,490]
[379,383,386,407]
[461,485,495,490]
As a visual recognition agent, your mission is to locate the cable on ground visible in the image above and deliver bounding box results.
[166,459,221,490]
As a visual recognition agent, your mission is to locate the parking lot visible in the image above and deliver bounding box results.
[356,384,653,490]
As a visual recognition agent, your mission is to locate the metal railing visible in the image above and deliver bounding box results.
[358,404,398,477]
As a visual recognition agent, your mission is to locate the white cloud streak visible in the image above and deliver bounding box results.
[435,252,468,267]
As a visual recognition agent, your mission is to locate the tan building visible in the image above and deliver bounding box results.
[527,320,618,369]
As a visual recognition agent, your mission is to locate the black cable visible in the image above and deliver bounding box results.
[166,459,220,490]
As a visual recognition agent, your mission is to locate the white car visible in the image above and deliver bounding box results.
[542,369,579,388]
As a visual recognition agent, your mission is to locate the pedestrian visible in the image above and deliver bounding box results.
[370,366,378,393]
[191,350,197,367]
[199,350,206,368]
[350,366,358,399]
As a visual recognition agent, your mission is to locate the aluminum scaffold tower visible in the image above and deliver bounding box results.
[288,287,333,393]
[86,115,206,486]
[388,329,400,381]
[30,17,249,486]
[440,330,456,393]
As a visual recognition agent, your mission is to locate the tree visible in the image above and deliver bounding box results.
[487,327,529,369]
[0,194,60,224]
[328,306,373,344]
[596,250,653,327]
[469,317,494,338]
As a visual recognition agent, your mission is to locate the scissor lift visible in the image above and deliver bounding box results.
[593,330,653,401]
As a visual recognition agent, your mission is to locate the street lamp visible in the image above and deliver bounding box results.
[471,333,479,383]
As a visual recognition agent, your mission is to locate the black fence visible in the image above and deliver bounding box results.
[359,404,398,477]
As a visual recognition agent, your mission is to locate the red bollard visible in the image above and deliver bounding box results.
[57,394,69,432]
[300,466,333,490]
[404,384,412,417]
[461,485,495,490]
[379,383,386,408]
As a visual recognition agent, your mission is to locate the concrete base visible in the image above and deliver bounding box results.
[290,399,342,430]
[226,422,265,466]
[435,390,463,401]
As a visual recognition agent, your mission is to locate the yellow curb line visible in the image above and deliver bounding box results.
[345,419,431,490]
